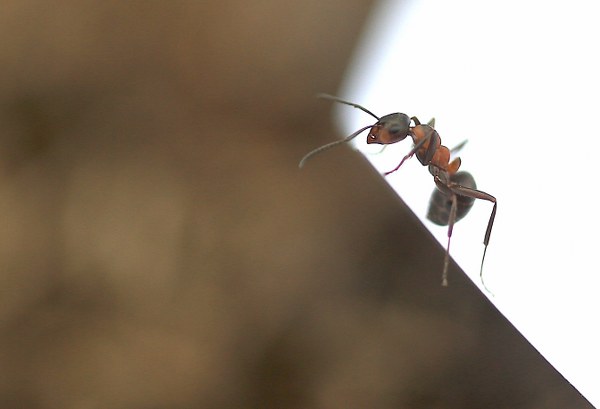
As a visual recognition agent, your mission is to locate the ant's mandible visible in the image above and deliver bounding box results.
[299,94,497,289]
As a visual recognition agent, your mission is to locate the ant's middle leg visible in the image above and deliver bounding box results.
[433,176,458,286]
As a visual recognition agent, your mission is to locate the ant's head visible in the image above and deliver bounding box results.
[367,113,411,145]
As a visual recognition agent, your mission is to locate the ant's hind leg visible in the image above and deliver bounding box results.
[446,183,497,292]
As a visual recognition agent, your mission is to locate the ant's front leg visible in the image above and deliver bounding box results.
[384,128,437,176]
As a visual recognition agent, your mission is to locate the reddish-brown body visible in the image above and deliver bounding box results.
[367,120,461,178]
[300,94,497,290]
[412,125,457,173]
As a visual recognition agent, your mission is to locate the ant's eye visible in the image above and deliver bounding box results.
[388,126,401,134]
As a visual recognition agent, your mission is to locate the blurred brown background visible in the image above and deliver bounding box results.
[0,1,592,408]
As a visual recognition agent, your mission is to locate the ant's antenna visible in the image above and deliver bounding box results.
[298,124,373,168]
[298,94,381,168]
[316,93,380,120]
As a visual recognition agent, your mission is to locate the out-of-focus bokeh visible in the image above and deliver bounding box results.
[0,2,592,408]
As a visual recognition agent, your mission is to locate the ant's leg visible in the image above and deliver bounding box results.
[423,130,440,164]
[434,176,458,286]
[450,139,468,154]
[447,183,497,292]
[384,131,432,176]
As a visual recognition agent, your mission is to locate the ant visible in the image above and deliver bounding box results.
[299,94,497,289]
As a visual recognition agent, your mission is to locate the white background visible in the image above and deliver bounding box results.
[333,0,600,406]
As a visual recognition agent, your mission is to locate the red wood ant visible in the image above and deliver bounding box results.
[300,94,497,288]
